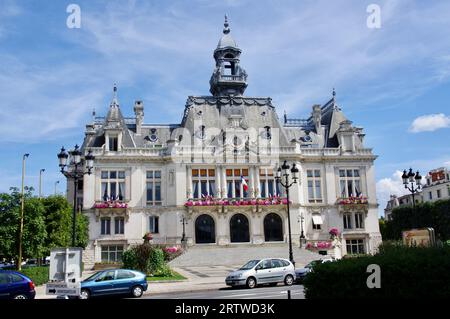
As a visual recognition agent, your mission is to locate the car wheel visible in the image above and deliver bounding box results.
[79,289,90,300]
[13,294,28,299]
[131,285,144,298]
[246,277,256,289]
[284,274,294,286]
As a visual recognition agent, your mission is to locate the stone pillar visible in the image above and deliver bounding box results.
[222,167,227,198]
[216,166,222,197]
[186,165,192,198]
[252,214,264,244]
[249,166,255,198]
[255,166,261,198]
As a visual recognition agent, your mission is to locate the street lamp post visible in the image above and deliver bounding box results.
[401,168,422,227]
[18,153,30,271]
[54,181,60,195]
[401,168,422,209]
[298,212,305,248]
[58,145,95,247]
[180,215,188,245]
[275,160,299,267]
[39,169,45,198]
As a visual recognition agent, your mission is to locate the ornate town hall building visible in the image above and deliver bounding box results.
[71,19,382,267]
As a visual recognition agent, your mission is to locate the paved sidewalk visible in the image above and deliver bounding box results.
[145,266,231,295]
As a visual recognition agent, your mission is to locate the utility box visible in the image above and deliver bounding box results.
[46,247,82,297]
[49,247,83,282]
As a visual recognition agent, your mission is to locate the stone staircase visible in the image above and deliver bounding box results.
[169,243,324,268]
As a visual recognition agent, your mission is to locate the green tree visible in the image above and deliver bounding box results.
[382,199,450,241]
[0,188,89,263]
[0,187,46,263]
[41,195,89,252]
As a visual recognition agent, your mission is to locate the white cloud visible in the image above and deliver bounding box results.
[409,113,450,133]
[376,170,409,216]
[2,1,450,142]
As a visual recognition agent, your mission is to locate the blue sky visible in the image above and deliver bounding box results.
[0,0,449,215]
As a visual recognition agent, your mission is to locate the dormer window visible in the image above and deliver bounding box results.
[263,126,271,140]
[233,136,241,146]
[196,125,206,140]
[109,136,118,151]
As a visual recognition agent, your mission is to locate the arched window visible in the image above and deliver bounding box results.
[264,213,283,242]
[230,214,250,243]
[195,214,215,244]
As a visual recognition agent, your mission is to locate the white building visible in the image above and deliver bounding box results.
[65,19,382,269]
[422,167,450,203]
[384,194,423,221]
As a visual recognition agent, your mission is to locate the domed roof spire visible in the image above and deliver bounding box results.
[217,15,237,49]
[223,14,230,34]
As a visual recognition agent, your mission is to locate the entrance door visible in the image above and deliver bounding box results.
[195,214,216,244]
[230,214,250,243]
[264,213,283,242]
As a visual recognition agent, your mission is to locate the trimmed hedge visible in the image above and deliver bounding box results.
[303,245,450,298]
[21,266,49,286]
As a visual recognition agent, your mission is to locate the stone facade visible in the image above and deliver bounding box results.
[65,19,382,268]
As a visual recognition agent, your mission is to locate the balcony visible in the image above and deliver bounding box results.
[337,196,369,213]
[218,74,247,82]
[93,200,128,209]
[184,196,291,214]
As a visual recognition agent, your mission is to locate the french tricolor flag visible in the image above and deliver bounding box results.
[241,176,248,192]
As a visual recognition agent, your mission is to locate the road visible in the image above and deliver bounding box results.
[142,284,305,299]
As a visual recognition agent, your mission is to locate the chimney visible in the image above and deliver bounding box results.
[134,100,144,135]
[312,104,322,134]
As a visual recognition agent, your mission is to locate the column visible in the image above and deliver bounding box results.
[248,166,255,197]
[216,166,221,198]
[255,166,261,198]
[222,167,227,198]
[186,165,192,198]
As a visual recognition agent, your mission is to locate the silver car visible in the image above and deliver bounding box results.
[225,258,296,289]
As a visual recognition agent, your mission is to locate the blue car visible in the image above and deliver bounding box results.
[79,269,148,299]
[0,271,36,299]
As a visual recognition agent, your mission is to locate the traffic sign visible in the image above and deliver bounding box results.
[46,282,80,296]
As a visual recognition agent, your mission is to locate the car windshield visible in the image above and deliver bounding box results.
[239,260,260,270]
[83,271,103,281]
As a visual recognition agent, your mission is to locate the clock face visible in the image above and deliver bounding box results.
[303,134,312,142]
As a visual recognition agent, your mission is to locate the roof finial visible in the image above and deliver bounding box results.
[223,14,230,34]
[111,83,119,107]
[332,87,336,99]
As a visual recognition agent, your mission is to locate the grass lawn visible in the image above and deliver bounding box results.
[146,271,187,282]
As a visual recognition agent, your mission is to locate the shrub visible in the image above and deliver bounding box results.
[150,244,184,261]
[121,243,182,276]
[134,243,153,274]
[21,266,49,286]
[303,245,450,298]
[154,264,174,277]
[122,249,138,270]
[148,248,165,274]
